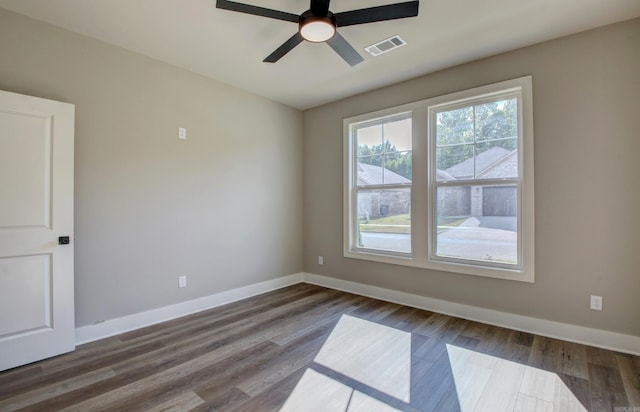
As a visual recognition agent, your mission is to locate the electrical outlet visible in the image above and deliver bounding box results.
[178,127,187,140]
[318,256,324,265]
[178,275,187,288]
[590,295,602,311]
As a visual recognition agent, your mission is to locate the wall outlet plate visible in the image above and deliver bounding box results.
[590,295,602,311]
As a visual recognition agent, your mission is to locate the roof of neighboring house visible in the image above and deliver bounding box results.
[442,147,517,180]
[478,150,518,178]
[436,169,457,181]
[357,162,411,185]
[357,148,516,185]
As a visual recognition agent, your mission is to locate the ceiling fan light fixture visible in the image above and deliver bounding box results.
[299,16,336,42]
[216,0,420,65]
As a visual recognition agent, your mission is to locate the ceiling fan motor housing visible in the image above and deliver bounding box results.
[299,10,337,42]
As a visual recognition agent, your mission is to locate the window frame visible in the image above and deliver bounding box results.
[344,76,534,282]
[343,106,417,262]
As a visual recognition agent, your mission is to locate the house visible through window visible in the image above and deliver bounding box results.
[353,113,412,254]
[431,97,520,267]
[344,77,534,282]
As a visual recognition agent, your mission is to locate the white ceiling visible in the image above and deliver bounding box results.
[1,0,639,110]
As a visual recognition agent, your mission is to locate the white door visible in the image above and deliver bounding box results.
[0,90,75,371]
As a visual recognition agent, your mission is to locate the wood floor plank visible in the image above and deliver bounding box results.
[558,341,589,380]
[529,335,560,370]
[117,284,324,345]
[0,284,637,411]
[459,319,490,340]
[0,339,164,401]
[0,364,44,398]
[410,349,457,411]
[348,296,400,319]
[378,306,422,332]
[586,346,620,369]
[269,293,368,345]
[194,319,337,402]
[235,330,329,397]
[557,372,592,411]
[411,312,450,337]
[432,384,462,412]
[0,367,116,411]
[56,340,279,411]
[616,354,640,406]
[228,367,308,412]
[412,317,469,363]
[141,390,206,412]
[512,330,535,347]
[192,387,250,412]
[103,291,344,377]
[119,287,339,350]
[353,301,405,322]
[26,326,277,410]
[474,324,512,357]
[498,330,533,364]
[588,363,630,412]
[26,289,335,410]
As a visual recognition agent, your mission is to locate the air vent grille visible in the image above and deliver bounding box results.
[365,35,407,57]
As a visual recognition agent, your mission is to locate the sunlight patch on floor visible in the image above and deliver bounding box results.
[313,314,411,403]
[446,344,588,412]
[279,368,400,412]
[279,314,411,410]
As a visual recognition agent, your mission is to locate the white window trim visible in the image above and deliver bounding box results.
[343,105,419,263]
[343,76,534,282]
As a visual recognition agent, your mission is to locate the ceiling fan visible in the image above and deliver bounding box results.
[216,0,419,66]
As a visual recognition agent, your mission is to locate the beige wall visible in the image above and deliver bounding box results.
[1,6,638,338]
[303,18,640,337]
[0,9,303,327]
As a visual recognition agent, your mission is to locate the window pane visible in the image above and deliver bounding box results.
[436,97,519,182]
[436,144,473,180]
[356,116,412,186]
[357,188,411,253]
[384,151,412,183]
[438,144,517,180]
[435,185,517,265]
[436,106,474,146]
[475,98,517,142]
[356,155,383,186]
[356,124,382,155]
[474,141,518,179]
[383,118,412,151]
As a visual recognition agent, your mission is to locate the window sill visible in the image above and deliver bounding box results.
[344,249,534,283]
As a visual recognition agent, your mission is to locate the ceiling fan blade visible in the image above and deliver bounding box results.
[216,0,299,22]
[310,0,330,15]
[264,32,304,63]
[326,32,364,66]
[334,1,419,27]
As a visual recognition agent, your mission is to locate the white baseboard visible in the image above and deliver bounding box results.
[302,272,640,356]
[75,273,304,345]
[75,271,639,356]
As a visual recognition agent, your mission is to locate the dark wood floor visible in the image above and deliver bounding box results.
[0,283,638,411]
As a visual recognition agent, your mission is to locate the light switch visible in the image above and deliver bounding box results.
[178,127,187,140]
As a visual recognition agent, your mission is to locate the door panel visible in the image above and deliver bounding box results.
[0,111,51,228]
[0,90,75,371]
[0,254,52,336]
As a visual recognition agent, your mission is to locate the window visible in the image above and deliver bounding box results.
[346,112,413,255]
[344,77,534,282]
